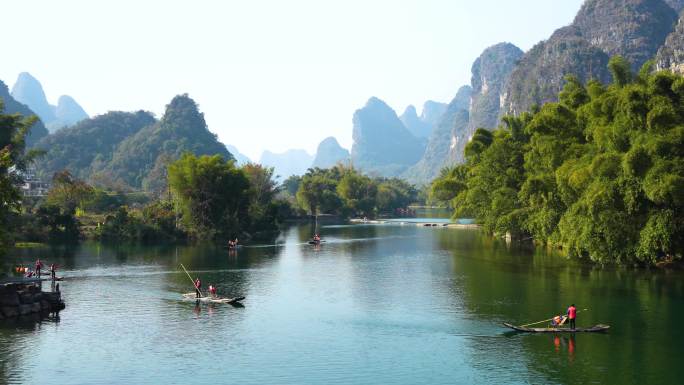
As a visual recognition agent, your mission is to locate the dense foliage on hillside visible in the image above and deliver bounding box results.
[432,58,684,265]
[104,95,232,192]
[31,94,232,194]
[33,111,156,183]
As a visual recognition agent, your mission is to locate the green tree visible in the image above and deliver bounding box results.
[46,170,95,213]
[376,178,417,213]
[337,172,377,216]
[242,163,282,231]
[168,153,250,240]
[141,200,179,239]
[282,175,302,196]
[0,100,39,253]
[296,172,342,215]
[36,204,80,242]
[430,166,468,204]
[608,56,632,87]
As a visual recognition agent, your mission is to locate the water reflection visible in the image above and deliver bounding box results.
[551,335,575,358]
[1,223,683,384]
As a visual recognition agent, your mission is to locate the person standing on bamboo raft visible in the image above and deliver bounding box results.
[35,259,44,278]
[50,263,57,280]
[194,278,202,298]
[567,304,577,329]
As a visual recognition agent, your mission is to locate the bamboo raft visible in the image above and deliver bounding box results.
[503,323,610,333]
[178,263,244,305]
[182,293,245,304]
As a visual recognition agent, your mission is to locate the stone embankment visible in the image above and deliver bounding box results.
[0,283,65,320]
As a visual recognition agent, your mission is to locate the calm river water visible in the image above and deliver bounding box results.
[2,222,683,384]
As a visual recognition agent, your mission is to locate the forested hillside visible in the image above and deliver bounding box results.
[33,111,155,182]
[31,94,232,193]
[102,94,231,192]
[431,58,684,265]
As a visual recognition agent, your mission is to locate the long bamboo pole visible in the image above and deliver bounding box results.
[520,309,588,327]
[180,263,203,298]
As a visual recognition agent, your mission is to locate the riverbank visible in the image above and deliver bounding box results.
[0,280,65,320]
[349,218,480,229]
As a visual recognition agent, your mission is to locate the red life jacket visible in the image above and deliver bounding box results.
[195,280,201,289]
[568,306,577,319]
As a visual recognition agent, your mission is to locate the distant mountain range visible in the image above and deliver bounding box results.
[259,149,313,179]
[7,0,684,188]
[399,101,447,139]
[225,145,252,166]
[355,42,523,184]
[11,72,88,132]
[311,137,349,169]
[403,86,472,184]
[0,79,49,147]
[404,0,684,183]
[351,97,427,177]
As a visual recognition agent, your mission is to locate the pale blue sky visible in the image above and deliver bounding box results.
[1,0,584,160]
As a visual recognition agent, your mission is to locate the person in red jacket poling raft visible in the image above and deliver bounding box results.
[567,304,577,329]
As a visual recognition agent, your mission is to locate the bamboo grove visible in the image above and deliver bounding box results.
[431,57,684,265]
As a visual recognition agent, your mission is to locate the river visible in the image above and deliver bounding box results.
[1,221,683,384]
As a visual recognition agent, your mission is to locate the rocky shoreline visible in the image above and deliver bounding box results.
[0,282,65,320]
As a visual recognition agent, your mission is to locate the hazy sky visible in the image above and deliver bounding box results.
[1,0,584,160]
